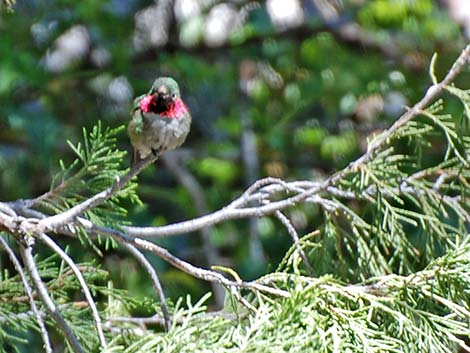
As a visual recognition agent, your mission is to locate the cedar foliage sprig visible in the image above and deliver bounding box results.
[303,87,470,281]
[32,122,140,248]
[0,253,112,353]
[108,239,470,353]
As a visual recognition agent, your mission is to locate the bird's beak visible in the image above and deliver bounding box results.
[155,86,170,101]
[157,93,170,103]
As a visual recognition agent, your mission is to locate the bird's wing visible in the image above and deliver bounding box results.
[132,94,146,112]
[130,95,146,134]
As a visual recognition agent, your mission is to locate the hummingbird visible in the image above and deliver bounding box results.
[128,77,191,160]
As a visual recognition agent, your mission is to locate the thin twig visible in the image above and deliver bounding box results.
[0,237,53,353]
[102,323,146,336]
[37,233,107,349]
[274,210,314,276]
[106,310,239,326]
[19,242,85,353]
[122,243,171,331]
[226,177,290,209]
[106,315,169,327]
[0,302,89,323]
[257,183,315,274]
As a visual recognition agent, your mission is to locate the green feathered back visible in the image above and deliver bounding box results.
[131,94,145,134]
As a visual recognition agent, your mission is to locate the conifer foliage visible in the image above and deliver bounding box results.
[2,44,470,352]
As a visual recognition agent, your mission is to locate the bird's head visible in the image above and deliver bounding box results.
[140,77,187,118]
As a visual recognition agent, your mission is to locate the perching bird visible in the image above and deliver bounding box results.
[128,77,191,161]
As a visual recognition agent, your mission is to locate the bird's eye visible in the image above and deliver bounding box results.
[171,93,177,99]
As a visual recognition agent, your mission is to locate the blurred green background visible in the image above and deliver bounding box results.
[0,0,468,307]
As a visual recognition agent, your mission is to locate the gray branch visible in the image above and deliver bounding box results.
[122,243,171,331]
[19,242,85,353]
[273,210,314,276]
[37,233,107,349]
[37,154,158,232]
[0,237,53,353]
